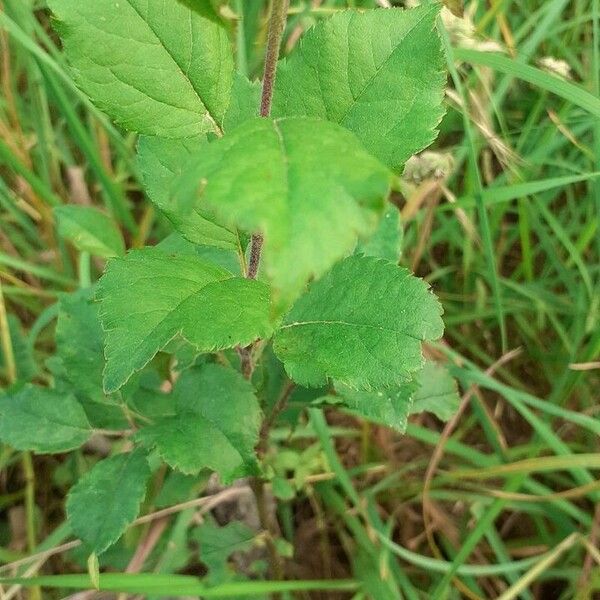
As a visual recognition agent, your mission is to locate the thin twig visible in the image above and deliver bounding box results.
[115,518,170,600]
[134,485,252,526]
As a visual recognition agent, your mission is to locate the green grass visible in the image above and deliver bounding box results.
[0,0,599,598]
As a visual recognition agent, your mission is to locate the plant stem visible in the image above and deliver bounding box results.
[22,451,37,552]
[249,383,294,592]
[250,477,284,583]
[247,0,289,280]
[257,381,295,459]
[246,235,263,280]
[246,3,290,591]
[260,0,288,118]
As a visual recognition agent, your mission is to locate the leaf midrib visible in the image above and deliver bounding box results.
[3,403,90,434]
[87,452,146,551]
[192,413,246,467]
[150,414,246,472]
[123,272,233,355]
[279,319,423,342]
[122,0,223,134]
[337,7,433,126]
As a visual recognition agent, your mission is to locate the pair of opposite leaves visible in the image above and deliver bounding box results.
[50,0,447,393]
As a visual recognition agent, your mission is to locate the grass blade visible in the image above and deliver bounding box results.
[455,48,600,118]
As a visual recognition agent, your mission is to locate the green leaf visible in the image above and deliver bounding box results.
[321,362,458,431]
[136,364,261,483]
[97,247,272,392]
[154,471,199,508]
[67,447,151,554]
[223,73,261,132]
[273,255,443,389]
[410,361,460,421]
[193,520,256,580]
[177,117,390,302]
[53,290,106,403]
[125,371,174,421]
[0,385,91,453]
[54,205,125,258]
[272,4,446,171]
[356,205,402,261]
[48,291,129,429]
[49,0,233,136]
[137,136,237,248]
[333,380,416,433]
[156,233,241,273]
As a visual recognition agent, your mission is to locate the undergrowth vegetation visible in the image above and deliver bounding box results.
[0,1,599,599]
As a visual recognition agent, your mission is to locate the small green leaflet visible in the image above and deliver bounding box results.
[154,471,199,508]
[137,136,237,249]
[54,205,125,258]
[272,4,446,171]
[410,360,460,421]
[356,205,403,262]
[0,385,91,453]
[223,73,261,132]
[137,364,261,483]
[156,232,241,274]
[192,520,256,582]
[97,247,272,393]
[66,447,151,554]
[51,290,107,404]
[47,291,129,430]
[320,362,459,432]
[176,117,390,302]
[333,380,416,433]
[273,255,444,389]
[49,0,233,137]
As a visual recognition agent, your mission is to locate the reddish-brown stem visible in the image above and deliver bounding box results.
[259,0,290,118]
[247,0,289,280]
[246,3,290,591]
[246,234,263,279]
[257,380,295,459]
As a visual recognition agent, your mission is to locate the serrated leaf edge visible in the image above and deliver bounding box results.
[66,449,151,554]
